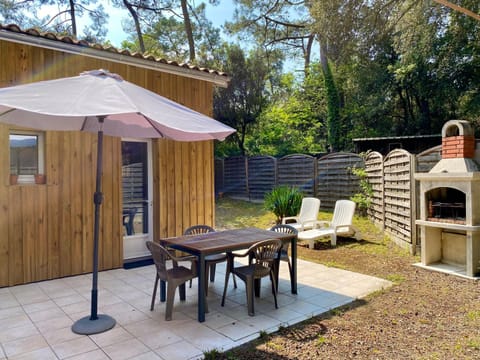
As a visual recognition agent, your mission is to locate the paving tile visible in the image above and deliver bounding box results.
[42,326,81,346]
[0,314,33,331]
[102,338,150,360]
[0,259,391,359]
[89,326,134,347]
[3,334,49,358]
[22,300,59,314]
[128,351,163,360]
[216,320,258,341]
[59,300,90,316]
[203,310,238,330]
[53,295,86,307]
[241,314,284,332]
[0,323,39,343]
[63,349,110,360]
[51,336,99,359]
[8,347,58,360]
[0,293,20,309]
[35,314,73,333]
[0,306,25,320]
[154,340,203,360]
[29,307,67,323]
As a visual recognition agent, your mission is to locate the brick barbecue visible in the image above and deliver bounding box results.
[415,120,480,279]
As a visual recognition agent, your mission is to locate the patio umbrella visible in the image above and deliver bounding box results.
[0,69,235,334]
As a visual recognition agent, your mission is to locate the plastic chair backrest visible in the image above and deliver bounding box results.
[298,197,321,223]
[249,239,283,268]
[184,225,215,235]
[146,241,172,280]
[331,200,356,227]
[270,224,298,236]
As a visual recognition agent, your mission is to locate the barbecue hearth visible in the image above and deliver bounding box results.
[415,120,480,279]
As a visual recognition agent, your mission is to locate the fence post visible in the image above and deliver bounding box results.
[410,153,417,255]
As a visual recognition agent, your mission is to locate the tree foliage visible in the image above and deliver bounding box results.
[114,0,220,63]
[0,0,108,41]
[2,0,479,156]
[213,44,272,155]
[246,69,326,156]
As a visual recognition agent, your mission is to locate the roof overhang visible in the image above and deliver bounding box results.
[0,28,230,88]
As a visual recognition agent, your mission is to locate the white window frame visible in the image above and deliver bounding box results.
[9,130,45,184]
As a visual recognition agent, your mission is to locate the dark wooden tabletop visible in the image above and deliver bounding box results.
[160,227,295,255]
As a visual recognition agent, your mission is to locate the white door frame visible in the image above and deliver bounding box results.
[122,138,153,261]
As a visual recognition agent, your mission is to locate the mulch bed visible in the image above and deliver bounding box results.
[216,237,480,359]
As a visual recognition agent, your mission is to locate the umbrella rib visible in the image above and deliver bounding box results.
[0,108,16,117]
[141,113,166,138]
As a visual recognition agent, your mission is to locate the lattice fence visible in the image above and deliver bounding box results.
[383,149,416,247]
[215,147,454,253]
[365,152,384,227]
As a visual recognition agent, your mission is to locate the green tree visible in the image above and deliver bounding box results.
[213,45,271,155]
[115,0,220,63]
[0,0,108,41]
[246,68,326,156]
[226,0,315,74]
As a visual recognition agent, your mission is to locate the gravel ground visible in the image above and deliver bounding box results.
[215,236,480,360]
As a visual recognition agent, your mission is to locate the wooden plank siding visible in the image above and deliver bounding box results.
[0,40,217,286]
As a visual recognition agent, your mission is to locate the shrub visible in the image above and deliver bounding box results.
[264,186,303,224]
[350,166,373,217]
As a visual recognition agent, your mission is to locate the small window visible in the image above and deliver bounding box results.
[9,131,45,184]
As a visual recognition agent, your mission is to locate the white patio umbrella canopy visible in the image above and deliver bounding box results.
[0,69,235,335]
[0,69,234,141]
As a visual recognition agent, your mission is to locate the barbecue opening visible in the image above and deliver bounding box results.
[426,187,466,224]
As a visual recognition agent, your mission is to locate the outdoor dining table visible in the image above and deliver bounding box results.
[158,227,297,322]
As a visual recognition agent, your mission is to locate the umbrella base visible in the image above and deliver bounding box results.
[71,314,116,335]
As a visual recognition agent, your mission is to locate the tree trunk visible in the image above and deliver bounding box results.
[181,0,195,62]
[123,0,145,53]
[320,40,340,152]
[304,34,314,75]
[69,0,77,37]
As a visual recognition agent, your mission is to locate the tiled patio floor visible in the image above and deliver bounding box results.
[0,259,391,360]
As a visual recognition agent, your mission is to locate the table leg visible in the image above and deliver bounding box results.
[291,236,297,294]
[197,254,206,322]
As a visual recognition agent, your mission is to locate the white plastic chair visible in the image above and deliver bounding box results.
[297,199,361,247]
[282,197,320,231]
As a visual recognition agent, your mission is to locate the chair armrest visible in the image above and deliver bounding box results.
[313,220,330,228]
[282,216,299,224]
[302,219,320,228]
[227,249,250,259]
[170,253,197,264]
[333,224,362,240]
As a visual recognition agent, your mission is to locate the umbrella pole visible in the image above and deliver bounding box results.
[72,116,116,335]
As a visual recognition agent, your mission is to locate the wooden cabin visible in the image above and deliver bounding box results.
[0,24,230,287]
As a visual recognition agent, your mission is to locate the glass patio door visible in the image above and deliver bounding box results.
[121,139,153,260]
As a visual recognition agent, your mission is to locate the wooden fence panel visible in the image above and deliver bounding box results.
[365,152,384,227]
[316,153,363,210]
[416,145,442,173]
[277,154,316,197]
[247,156,277,201]
[214,158,224,195]
[383,149,415,247]
[223,156,248,199]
